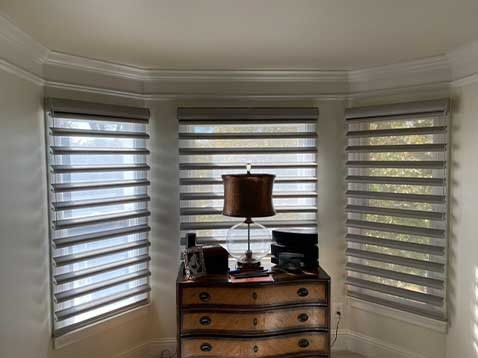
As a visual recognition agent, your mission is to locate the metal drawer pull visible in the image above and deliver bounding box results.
[252,292,258,300]
[200,343,212,352]
[253,345,259,353]
[298,339,310,348]
[253,318,258,326]
[297,287,309,297]
[199,316,211,326]
[199,292,210,302]
[298,313,309,322]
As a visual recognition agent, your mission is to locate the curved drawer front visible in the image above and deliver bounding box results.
[182,307,327,334]
[181,283,327,307]
[181,332,328,357]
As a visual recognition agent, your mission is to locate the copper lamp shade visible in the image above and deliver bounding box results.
[222,174,275,218]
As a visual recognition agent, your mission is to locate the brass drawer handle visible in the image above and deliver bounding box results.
[298,313,309,322]
[200,343,212,352]
[297,287,309,297]
[253,345,259,353]
[252,292,258,300]
[298,339,310,348]
[199,316,211,326]
[199,292,210,302]
[253,318,258,326]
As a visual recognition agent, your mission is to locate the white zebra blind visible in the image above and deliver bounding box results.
[344,99,449,321]
[45,98,151,336]
[178,107,318,246]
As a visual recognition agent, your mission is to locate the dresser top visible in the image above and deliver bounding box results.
[177,264,330,287]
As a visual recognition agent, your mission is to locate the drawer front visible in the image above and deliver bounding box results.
[181,283,327,307]
[182,307,327,334]
[181,332,328,357]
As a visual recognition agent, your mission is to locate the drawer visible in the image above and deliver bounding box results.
[181,283,327,307]
[181,332,328,357]
[182,306,327,334]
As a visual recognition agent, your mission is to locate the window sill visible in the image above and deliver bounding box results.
[54,303,151,349]
[348,297,448,334]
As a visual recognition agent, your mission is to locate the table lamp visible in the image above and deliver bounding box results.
[222,164,275,270]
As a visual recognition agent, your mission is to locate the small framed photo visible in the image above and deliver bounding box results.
[184,246,206,279]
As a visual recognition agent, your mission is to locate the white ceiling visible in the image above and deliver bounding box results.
[1,0,478,70]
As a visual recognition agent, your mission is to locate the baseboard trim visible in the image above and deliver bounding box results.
[117,330,428,358]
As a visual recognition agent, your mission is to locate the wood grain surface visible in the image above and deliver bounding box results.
[182,306,327,334]
[181,332,328,357]
[181,283,327,307]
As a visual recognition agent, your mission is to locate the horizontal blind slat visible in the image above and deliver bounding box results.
[53,195,150,211]
[54,255,151,285]
[51,164,150,173]
[346,219,445,238]
[55,284,151,321]
[54,224,151,248]
[346,262,444,289]
[181,206,317,216]
[180,162,317,170]
[181,220,317,231]
[347,291,445,321]
[346,277,443,306]
[346,126,447,138]
[179,147,317,155]
[55,269,151,303]
[345,176,445,186]
[345,205,445,220]
[51,147,150,155]
[54,240,151,266]
[346,144,446,153]
[54,299,150,337]
[53,210,150,230]
[52,179,151,192]
[180,177,317,185]
[179,132,316,139]
[346,190,445,203]
[346,233,445,255]
[50,127,150,139]
[180,192,317,200]
[345,248,444,272]
[346,161,446,169]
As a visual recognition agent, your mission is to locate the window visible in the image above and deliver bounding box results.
[178,107,318,250]
[45,98,151,336]
[344,99,449,321]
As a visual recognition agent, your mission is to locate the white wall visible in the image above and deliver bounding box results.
[446,82,478,358]
[2,62,478,358]
[0,66,50,358]
[0,70,153,358]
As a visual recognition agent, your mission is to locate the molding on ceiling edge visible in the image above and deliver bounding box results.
[1,12,478,99]
[114,331,429,358]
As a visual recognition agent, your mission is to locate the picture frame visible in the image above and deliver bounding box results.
[184,246,206,279]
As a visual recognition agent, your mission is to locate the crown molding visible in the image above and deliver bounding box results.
[2,12,478,99]
[0,58,44,86]
[46,51,349,83]
[0,14,49,64]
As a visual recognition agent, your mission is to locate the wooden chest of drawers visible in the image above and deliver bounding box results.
[177,265,331,357]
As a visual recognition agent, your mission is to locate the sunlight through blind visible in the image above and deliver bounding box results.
[45,98,151,336]
[178,107,319,248]
[345,99,449,321]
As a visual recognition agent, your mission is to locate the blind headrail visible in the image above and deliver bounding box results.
[345,99,449,120]
[46,98,150,121]
[178,107,319,121]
